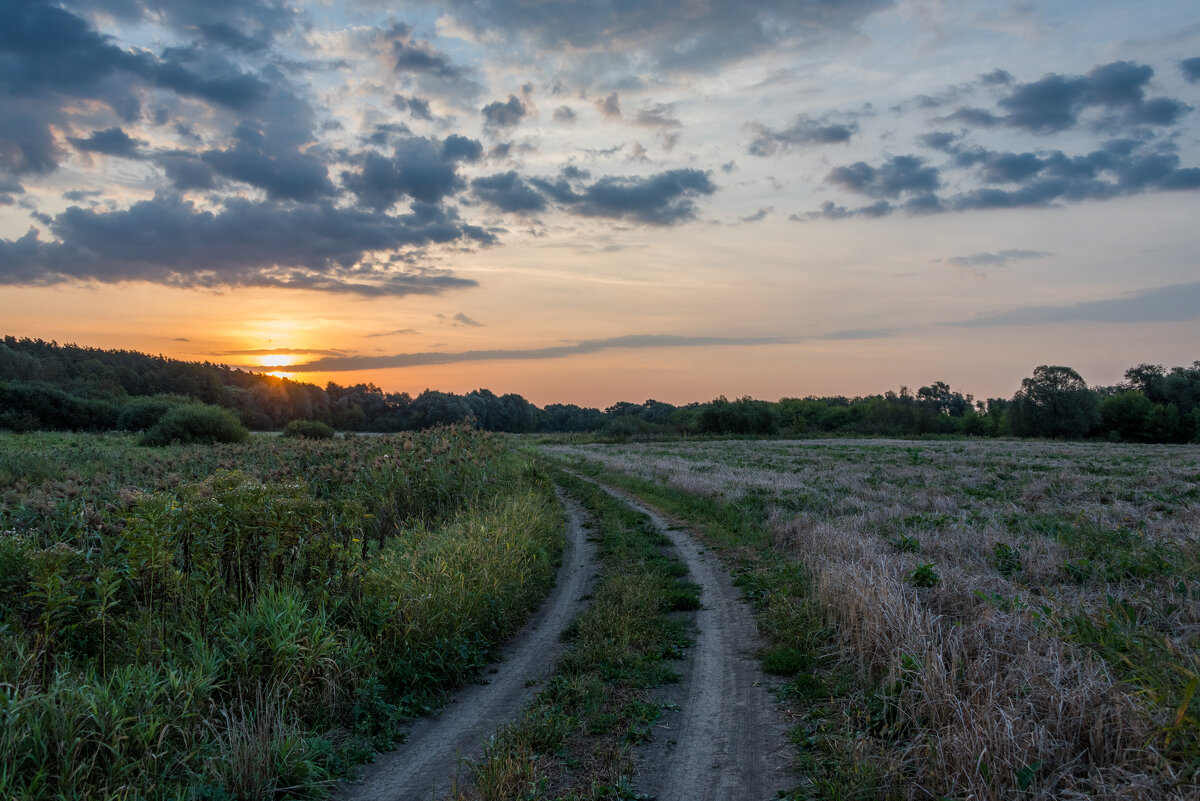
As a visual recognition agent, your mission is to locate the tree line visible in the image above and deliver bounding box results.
[1,337,1197,443]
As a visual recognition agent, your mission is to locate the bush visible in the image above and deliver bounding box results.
[117,394,194,431]
[140,404,249,446]
[281,420,335,440]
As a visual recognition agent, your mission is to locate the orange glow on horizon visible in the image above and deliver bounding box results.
[258,354,298,368]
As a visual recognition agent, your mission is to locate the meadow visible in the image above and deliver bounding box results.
[544,438,1200,800]
[0,428,562,800]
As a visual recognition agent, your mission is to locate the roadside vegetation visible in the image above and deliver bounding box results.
[451,469,698,800]
[0,427,561,800]
[544,439,1200,800]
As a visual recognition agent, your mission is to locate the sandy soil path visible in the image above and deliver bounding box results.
[337,488,597,801]
[575,474,798,801]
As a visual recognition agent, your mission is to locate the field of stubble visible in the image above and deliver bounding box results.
[546,438,1200,800]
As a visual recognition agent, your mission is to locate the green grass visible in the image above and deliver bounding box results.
[0,428,563,800]
[457,469,696,800]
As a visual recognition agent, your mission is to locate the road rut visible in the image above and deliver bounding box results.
[576,474,797,801]
[337,488,597,801]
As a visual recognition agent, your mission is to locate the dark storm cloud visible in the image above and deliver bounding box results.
[289,334,790,372]
[827,155,939,198]
[68,127,145,157]
[201,123,334,202]
[0,194,489,295]
[434,0,889,75]
[342,136,481,211]
[1183,58,1200,83]
[481,94,528,130]
[943,60,1190,135]
[747,114,858,156]
[945,281,1200,327]
[472,171,548,214]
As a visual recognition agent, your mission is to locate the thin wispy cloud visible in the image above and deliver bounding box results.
[944,281,1200,327]
[290,334,794,372]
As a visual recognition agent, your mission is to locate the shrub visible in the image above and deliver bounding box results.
[281,420,335,440]
[906,562,940,588]
[140,404,249,446]
[116,394,194,431]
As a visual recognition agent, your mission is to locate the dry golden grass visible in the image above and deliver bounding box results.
[546,438,1200,799]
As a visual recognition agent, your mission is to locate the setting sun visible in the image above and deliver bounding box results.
[258,354,297,368]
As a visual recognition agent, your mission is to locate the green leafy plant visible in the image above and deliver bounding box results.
[905,562,940,588]
[140,404,249,446]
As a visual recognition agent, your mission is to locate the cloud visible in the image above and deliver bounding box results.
[393,94,435,120]
[385,22,465,79]
[0,2,274,176]
[939,249,1050,274]
[595,92,621,119]
[156,152,217,190]
[740,207,773,223]
[220,347,350,356]
[634,103,681,129]
[945,281,1200,327]
[819,133,1200,218]
[68,127,146,158]
[827,155,940,198]
[0,194,490,296]
[438,312,484,327]
[342,136,481,211]
[747,114,859,156]
[1183,58,1200,84]
[434,0,889,75]
[289,333,791,372]
[572,169,717,225]
[482,94,528,130]
[472,171,548,213]
[943,60,1190,135]
[199,123,334,202]
[365,328,419,338]
[376,22,481,103]
[553,105,577,123]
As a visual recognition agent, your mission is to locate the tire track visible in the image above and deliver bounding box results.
[337,488,597,801]
[572,473,797,801]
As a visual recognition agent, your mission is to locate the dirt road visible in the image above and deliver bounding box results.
[337,488,597,801]
[578,475,798,801]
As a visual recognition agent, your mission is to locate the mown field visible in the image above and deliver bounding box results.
[0,428,562,800]
[545,438,1200,800]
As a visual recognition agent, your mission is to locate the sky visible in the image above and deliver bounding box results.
[2,0,1199,407]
